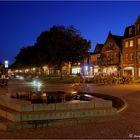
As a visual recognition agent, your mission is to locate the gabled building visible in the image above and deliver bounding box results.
[92,32,123,75]
[122,15,140,80]
[99,32,123,74]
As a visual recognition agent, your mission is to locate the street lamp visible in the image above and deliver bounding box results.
[4,60,8,68]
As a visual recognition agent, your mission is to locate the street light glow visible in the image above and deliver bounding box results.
[4,60,9,68]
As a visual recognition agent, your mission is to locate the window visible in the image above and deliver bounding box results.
[129,27,132,35]
[108,43,113,50]
[130,40,134,47]
[138,38,140,45]
[126,54,129,61]
[125,41,128,48]
[130,53,134,60]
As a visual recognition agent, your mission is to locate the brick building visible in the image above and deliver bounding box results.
[122,15,140,80]
[91,32,123,75]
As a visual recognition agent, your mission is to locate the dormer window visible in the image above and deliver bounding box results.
[129,27,132,35]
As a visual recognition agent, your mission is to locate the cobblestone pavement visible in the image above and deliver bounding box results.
[0,79,140,139]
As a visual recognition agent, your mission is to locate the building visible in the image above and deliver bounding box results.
[122,15,140,80]
[91,32,123,75]
[90,43,103,75]
[100,32,123,74]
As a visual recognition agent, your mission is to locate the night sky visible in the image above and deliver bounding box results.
[0,1,140,64]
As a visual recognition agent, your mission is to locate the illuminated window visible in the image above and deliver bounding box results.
[71,67,81,74]
[130,40,133,47]
[125,41,128,48]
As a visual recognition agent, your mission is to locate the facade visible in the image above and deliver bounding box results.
[122,15,140,80]
[91,32,123,75]
[99,32,123,75]
[90,44,103,75]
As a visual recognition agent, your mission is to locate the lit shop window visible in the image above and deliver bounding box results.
[130,40,134,47]
[71,67,81,74]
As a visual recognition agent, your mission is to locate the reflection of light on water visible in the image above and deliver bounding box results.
[15,75,24,80]
[32,80,43,92]
[32,80,42,87]
[71,91,77,95]
[84,94,93,98]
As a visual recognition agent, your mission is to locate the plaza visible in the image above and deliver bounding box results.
[0,79,140,139]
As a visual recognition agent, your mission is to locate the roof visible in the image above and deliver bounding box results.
[135,15,140,24]
[89,52,94,55]
[111,34,123,48]
[93,43,103,54]
[103,32,123,50]
[124,25,135,38]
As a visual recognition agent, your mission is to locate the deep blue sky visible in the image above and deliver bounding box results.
[0,1,140,64]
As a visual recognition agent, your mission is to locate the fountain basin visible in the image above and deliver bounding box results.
[0,91,117,131]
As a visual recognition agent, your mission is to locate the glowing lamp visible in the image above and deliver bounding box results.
[4,60,9,68]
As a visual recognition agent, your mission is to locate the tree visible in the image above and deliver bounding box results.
[14,25,91,77]
[36,25,91,77]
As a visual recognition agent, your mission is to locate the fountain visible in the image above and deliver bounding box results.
[0,83,117,131]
